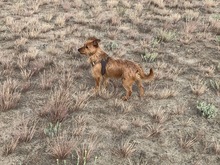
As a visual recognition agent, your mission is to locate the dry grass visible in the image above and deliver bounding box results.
[75,135,99,164]
[144,123,166,138]
[0,0,220,164]
[17,54,29,69]
[204,0,218,8]
[20,80,31,93]
[190,77,207,96]
[147,0,165,9]
[155,64,182,81]
[39,87,72,123]
[213,141,220,155]
[113,139,136,159]
[58,70,74,89]
[98,81,117,99]
[179,131,204,151]
[49,135,76,160]
[171,104,187,115]
[108,119,130,134]
[157,87,178,99]
[113,99,133,113]
[0,79,21,111]
[20,68,35,80]
[209,79,220,96]
[39,70,56,90]
[131,117,146,128]
[2,137,20,156]
[13,116,37,143]
[150,107,168,123]
[72,91,90,112]
[199,65,215,77]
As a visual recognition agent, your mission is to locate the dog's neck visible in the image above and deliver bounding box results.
[89,48,109,64]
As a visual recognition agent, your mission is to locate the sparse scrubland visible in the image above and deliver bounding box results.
[0,0,220,164]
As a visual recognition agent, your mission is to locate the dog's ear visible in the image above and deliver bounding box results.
[92,38,101,47]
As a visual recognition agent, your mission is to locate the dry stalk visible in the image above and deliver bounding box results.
[0,79,21,111]
[113,139,136,158]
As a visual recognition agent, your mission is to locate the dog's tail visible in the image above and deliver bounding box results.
[138,68,154,82]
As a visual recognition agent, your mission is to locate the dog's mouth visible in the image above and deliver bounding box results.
[78,48,85,54]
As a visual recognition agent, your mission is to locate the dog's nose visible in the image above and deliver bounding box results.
[78,48,80,52]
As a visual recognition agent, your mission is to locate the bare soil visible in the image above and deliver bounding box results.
[0,0,220,165]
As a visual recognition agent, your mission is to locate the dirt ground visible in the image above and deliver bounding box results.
[0,0,220,165]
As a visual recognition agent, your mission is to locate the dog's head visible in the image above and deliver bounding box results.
[78,37,101,56]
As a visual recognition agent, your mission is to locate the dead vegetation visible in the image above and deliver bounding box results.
[39,87,72,123]
[144,123,166,138]
[179,131,204,151]
[2,137,20,156]
[75,136,99,165]
[49,135,76,160]
[0,0,219,164]
[0,79,21,111]
[113,139,136,159]
[190,76,207,96]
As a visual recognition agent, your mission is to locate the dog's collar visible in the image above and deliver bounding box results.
[90,60,98,67]
[90,56,109,66]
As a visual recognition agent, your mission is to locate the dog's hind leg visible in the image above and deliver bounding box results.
[122,78,134,101]
[137,80,144,97]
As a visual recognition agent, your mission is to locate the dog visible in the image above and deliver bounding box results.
[78,37,154,101]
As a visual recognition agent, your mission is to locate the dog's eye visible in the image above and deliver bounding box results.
[85,46,88,49]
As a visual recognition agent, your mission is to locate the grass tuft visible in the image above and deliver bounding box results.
[190,77,207,96]
[179,131,204,151]
[150,107,168,123]
[14,116,37,143]
[144,123,165,138]
[2,137,20,156]
[39,87,72,123]
[75,135,99,164]
[113,139,136,158]
[0,79,21,111]
[49,135,76,160]
[155,29,176,42]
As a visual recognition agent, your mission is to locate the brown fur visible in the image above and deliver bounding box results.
[78,37,154,101]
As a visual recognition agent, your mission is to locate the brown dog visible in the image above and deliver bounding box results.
[78,37,154,101]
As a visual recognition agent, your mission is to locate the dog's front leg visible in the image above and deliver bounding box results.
[91,64,102,94]
[102,77,109,89]
[94,77,101,93]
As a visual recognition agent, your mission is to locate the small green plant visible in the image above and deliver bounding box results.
[141,52,158,62]
[197,101,217,119]
[44,122,61,137]
[105,41,118,51]
[56,159,67,165]
[212,14,220,20]
[116,6,126,17]
[151,39,160,49]
[73,151,98,165]
[156,29,176,42]
[216,35,220,43]
[217,63,220,71]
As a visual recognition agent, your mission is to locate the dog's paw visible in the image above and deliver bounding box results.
[121,96,128,101]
